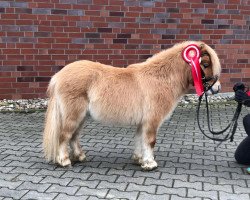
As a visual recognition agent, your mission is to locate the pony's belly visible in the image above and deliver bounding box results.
[88,102,143,125]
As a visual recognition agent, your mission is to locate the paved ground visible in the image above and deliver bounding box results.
[0,102,249,200]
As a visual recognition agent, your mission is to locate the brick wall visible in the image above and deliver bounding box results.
[0,0,249,99]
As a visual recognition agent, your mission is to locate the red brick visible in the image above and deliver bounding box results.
[0,89,16,94]
[3,49,20,54]
[0,83,12,88]
[0,94,13,99]
[12,82,29,88]
[1,14,19,19]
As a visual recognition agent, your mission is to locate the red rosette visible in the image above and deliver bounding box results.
[182,44,203,96]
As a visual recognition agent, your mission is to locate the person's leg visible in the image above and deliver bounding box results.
[234,136,250,165]
[243,114,250,136]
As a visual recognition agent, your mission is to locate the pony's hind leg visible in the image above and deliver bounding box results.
[57,121,83,167]
[70,121,86,162]
[57,124,74,167]
[57,98,87,167]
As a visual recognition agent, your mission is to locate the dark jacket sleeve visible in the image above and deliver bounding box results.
[235,90,250,107]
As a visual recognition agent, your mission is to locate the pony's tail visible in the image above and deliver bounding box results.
[43,77,61,163]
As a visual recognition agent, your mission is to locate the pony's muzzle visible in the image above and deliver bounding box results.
[205,81,221,95]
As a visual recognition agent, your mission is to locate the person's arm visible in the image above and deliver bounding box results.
[235,90,250,107]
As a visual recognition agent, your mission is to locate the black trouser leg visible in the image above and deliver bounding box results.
[243,114,250,136]
[234,114,250,165]
[234,136,250,165]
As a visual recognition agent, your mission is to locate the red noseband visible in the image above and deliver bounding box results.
[182,44,203,96]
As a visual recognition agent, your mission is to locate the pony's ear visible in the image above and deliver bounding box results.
[200,43,205,50]
[199,44,211,68]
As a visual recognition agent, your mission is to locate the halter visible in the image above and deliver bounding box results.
[182,44,242,143]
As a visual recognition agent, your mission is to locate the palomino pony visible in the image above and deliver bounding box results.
[43,41,221,170]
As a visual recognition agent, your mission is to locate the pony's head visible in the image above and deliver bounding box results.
[199,43,221,95]
[182,42,221,96]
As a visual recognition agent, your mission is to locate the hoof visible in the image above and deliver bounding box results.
[57,156,71,167]
[78,153,86,162]
[141,160,158,171]
[132,154,143,165]
[70,152,86,162]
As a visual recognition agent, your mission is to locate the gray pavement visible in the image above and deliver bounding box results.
[0,102,249,200]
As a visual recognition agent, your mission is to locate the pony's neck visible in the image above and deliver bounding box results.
[141,47,192,97]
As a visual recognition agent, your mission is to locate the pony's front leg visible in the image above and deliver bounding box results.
[132,126,143,165]
[140,125,158,171]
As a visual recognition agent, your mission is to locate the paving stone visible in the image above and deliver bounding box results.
[81,166,109,175]
[204,183,233,193]
[189,174,217,185]
[127,183,156,193]
[16,174,44,183]
[204,171,231,179]
[233,185,250,194]
[17,181,51,193]
[0,165,15,173]
[22,191,57,200]
[69,179,99,188]
[0,172,19,181]
[88,174,117,182]
[87,196,106,200]
[0,188,28,199]
[176,168,203,177]
[174,180,202,191]
[46,184,79,195]
[116,175,145,184]
[144,177,173,187]
[54,194,88,200]
[173,195,204,200]
[61,171,91,179]
[36,169,66,177]
[107,168,135,176]
[190,163,216,171]
[106,189,139,200]
[10,167,40,175]
[187,189,218,199]
[0,179,23,189]
[6,161,34,168]
[219,191,250,200]
[134,171,161,179]
[76,186,108,198]
[137,192,170,200]
[217,177,247,187]
[40,176,72,186]
[161,173,189,182]
[98,180,127,191]
[157,186,187,197]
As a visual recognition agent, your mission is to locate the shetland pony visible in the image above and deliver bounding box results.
[43,41,221,170]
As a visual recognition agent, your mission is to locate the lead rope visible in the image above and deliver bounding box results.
[197,92,242,142]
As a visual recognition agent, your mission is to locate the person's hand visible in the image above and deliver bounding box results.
[235,90,250,103]
[233,82,245,92]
